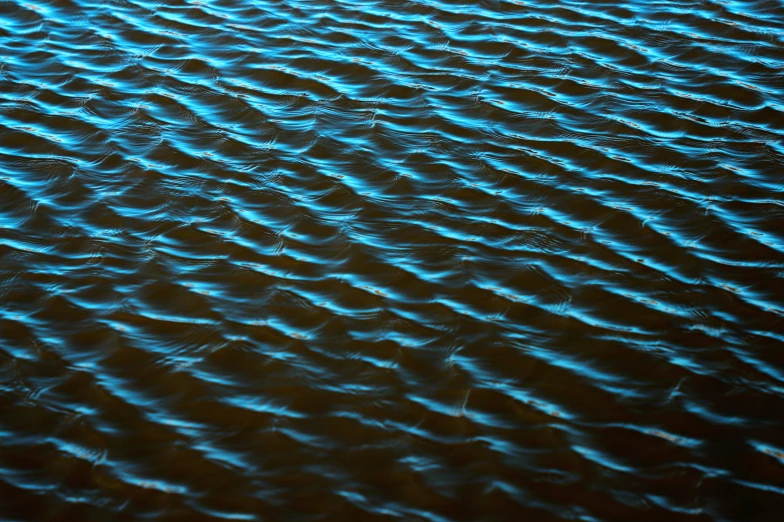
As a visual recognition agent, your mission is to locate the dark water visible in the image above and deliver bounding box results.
[1,0,784,520]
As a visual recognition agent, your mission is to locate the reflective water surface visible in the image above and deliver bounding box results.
[1,0,783,520]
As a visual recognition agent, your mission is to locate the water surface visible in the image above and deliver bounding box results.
[1,0,783,520]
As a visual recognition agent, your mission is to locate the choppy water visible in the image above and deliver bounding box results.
[1,0,783,520]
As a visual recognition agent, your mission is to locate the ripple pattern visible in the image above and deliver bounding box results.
[1,0,783,520]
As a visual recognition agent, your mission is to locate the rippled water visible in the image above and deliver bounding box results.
[1,0,783,520]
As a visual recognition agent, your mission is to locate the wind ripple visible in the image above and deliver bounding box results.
[1,0,783,520]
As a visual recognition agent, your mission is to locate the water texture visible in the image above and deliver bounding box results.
[1,0,783,520]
